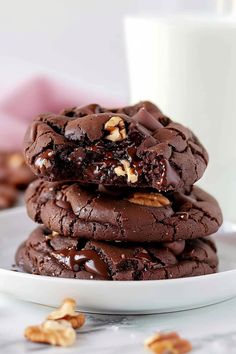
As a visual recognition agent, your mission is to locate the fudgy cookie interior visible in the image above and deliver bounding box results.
[24,101,208,191]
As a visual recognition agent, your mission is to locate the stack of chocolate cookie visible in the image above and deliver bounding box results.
[16,101,222,281]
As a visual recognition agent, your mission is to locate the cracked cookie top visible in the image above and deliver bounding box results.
[23,101,208,191]
[25,180,222,242]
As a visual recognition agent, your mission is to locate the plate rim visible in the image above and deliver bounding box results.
[2,263,236,287]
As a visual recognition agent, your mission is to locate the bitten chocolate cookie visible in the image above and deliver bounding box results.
[23,101,208,191]
[15,226,218,280]
[0,151,35,189]
[25,180,222,242]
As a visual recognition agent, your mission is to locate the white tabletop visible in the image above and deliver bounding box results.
[1,293,236,354]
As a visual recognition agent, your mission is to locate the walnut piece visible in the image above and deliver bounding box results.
[145,332,192,354]
[35,157,52,170]
[24,320,76,347]
[113,165,126,177]
[45,230,60,240]
[35,151,54,171]
[24,298,85,347]
[128,192,170,207]
[104,116,127,141]
[114,160,138,183]
[47,298,85,329]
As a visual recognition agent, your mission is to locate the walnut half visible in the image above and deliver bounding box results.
[24,320,76,347]
[145,332,192,354]
[47,298,85,329]
[128,192,170,207]
[24,298,85,347]
[104,116,127,141]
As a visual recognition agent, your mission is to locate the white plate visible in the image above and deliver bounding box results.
[0,207,235,314]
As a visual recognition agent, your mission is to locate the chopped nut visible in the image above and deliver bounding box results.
[114,165,126,177]
[128,192,170,207]
[145,332,192,354]
[24,320,76,347]
[35,151,54,171]
[7,153,24,168]
[104,116,127,141]
[35,157,52,170]
[45,231,60,240]
[47,298,85,329]
[114,160,138,183]
[24,298,86,347]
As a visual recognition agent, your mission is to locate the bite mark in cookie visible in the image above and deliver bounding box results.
[23,101,208,191]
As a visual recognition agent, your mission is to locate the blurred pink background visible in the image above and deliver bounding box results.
[0,0,216,150]
[0,58,124,150]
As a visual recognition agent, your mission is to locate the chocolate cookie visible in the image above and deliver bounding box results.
[0,151,35,189]
[15,226,218,280]
[0,183,18,209]
[23,101,208,191]
[25,180,222,242]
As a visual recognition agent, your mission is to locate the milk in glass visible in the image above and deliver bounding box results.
[125,14,236,221]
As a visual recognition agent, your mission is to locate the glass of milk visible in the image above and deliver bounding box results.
[125,7,236,222]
